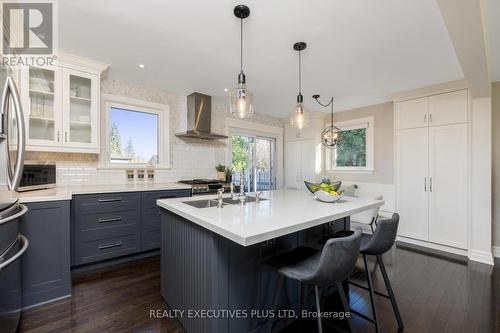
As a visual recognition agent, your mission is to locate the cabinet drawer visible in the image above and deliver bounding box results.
[78,223,139,242]
[142,229,161,251]
[73,192,140,215]
[75,209,140,232]
[74,234,140,265]
[142,190,191,209]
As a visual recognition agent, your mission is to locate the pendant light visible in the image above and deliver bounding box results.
[313,95,342,149]
[230,5,254,119]
[290,42,309,129]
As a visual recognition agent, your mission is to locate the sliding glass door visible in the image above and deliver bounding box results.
[230,132,276,192]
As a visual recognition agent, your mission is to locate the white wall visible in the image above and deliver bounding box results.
[25,78,285,186]
[469,96,494,265]
[492,82,500,256]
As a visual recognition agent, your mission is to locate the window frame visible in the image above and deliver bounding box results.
[325,116,374,173]
[99,94,170,169]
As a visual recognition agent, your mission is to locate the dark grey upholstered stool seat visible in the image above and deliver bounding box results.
[349,213,404,333]
[265,230,362,333]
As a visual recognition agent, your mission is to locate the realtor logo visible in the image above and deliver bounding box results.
[2,2,53,55]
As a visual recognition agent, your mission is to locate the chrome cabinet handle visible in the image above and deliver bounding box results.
[64,131,68,142]
[98,197,122,203]
[57,131,60,142]
[429,114,432,123]
[424,177,427,192]
[430,177,433,192]
[0,234,29,271]
[424,114,427,123]
[98,241,122,250]
[98,216,122,223]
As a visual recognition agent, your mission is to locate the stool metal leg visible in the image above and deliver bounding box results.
[337,282,356,333]
[377,255,404,331]
[267,275,284,333]
[299,283,306,332]
[363,255,380,333]
[314,285,323,333]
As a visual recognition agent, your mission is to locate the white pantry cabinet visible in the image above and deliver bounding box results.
[396,127,429,240]
[395,88,468,250]
[19,54,108,153]
[284,118,324,189]
[285,139,319,189]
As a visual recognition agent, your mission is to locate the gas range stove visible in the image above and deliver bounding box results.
[179,179,239,195]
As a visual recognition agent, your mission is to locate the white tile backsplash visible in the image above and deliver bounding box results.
[26,78,285,186]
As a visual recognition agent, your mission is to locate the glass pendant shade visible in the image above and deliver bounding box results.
[290,101,310,130]
[230,81,254,118]
[321,125,342,149]
[290,42,309,129]
[230,5,253,119]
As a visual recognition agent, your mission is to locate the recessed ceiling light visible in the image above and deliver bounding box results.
[224,88,228,92]
[138,64,145,69]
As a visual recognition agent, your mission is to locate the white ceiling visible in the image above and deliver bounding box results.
[486,0,500,82]
[59,0,464,116]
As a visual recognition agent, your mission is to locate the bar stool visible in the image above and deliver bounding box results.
[349,213,404,333]
[265,230,362,333]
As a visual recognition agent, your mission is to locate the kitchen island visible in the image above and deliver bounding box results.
[157,189,384,333]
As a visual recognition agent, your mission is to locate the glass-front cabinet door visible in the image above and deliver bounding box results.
[22,66,62,146]
[62,69,98,149]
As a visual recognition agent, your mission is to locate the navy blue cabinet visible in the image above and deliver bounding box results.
[141,190,190,251]
[71,189,190,267]
[20,201,71,309]
[72,192,141,266]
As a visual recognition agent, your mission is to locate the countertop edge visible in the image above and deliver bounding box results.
[157,197,385,247]
[15,183,192,203]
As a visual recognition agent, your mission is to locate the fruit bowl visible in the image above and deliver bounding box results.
[314,189,343,203]
[304,180,341,194]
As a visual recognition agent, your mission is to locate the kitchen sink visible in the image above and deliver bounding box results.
[183,196,267,208]
[222,196,267,204]
[182,199,225,208]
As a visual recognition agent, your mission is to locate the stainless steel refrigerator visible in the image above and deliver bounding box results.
[0,69,29,333]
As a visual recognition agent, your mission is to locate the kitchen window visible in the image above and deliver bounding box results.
[326,117,374,172]
[100,94,170,168]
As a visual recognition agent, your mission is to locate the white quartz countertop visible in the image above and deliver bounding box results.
[1,183,192,203]
[157,189,385,246]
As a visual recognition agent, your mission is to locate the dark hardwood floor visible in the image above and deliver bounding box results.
[19,245,499,333]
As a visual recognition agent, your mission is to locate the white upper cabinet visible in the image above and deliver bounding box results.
[395,97,428,130]
[62,69,99,150]
[395,89,468,130]
[19,54,108,153]
[22,66,62,147]
[428,90,468,126]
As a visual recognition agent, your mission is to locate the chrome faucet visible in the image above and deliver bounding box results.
[255,191,263,202]
[238,170,246,205]
[230,182,238,200]
[217,188,224,208]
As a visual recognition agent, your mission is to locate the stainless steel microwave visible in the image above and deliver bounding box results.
[17,161,56,192]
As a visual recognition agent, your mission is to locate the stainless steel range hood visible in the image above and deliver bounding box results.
[175,92,228,140]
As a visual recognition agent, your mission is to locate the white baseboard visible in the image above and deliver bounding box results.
[397,236,495,265]
[396,235,468,257]
[469,249,495,266]
[492,246,500,259]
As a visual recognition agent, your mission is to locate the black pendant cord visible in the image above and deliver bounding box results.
[240,18,243,73]
[313,96,335,124]
[298,51,301,94]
